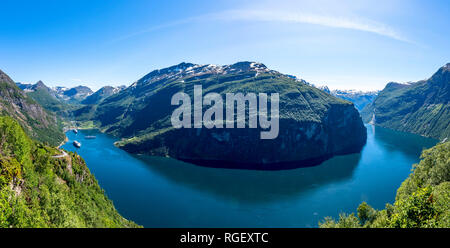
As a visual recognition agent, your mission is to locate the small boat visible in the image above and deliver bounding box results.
[85,136,96,139]
[73,141,81,148]
[73,129,78,134]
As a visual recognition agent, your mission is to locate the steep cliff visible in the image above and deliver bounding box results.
[93,62,367,169]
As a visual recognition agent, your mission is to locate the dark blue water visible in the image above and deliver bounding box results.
[62,125,437,227]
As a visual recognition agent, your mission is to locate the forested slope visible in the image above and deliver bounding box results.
[0,116,138,227]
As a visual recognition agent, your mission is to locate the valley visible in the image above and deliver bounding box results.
[1,61,448,228]
[60,125,437,227]
[1,0,448,231]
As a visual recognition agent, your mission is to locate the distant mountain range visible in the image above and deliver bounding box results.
[82,85,126,105]
[17,82,126,104]
[89,61,366,169]
[317,86,379,111]
[361,63,449,141]
[58,85,93,103]
[16,81,126,118]
[17,83,93,104]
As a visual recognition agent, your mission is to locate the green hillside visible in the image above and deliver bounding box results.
[0,70,65,146]
[0,116,138,227]
[26,86,77,118]
[320,141,450,228]
[361,63,450,141]
[91,62,366,168]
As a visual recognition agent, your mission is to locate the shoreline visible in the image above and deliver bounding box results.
[57,135,69,148]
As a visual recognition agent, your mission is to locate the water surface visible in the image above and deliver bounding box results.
[62,125,437,227]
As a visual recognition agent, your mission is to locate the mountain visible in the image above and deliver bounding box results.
[331,89,379,111]
[58,85,93,103]
[71,86,125,121]
[361,63,450,141]
[320,141,450,228]
[16,82,34,91]
[17,81,95,106]
[0,115,138,227]
[34,85,94,104]
[92,62,367,169]
[16,81,74,117]
[315,86,378,111]
[0,70,64,146]
[53,86,69,95]
[317,85,331,94]
[81,86,124,105]
[17,81,123,121]
[17,81,55,95]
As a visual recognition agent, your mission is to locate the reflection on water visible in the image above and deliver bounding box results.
[62,124,437,227]
[372,125,436,157]
[134,154,361,204]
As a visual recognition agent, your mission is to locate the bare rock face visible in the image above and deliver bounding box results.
[94,62,367,170]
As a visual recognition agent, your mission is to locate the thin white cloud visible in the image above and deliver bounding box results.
[212,9,411,43]
[112,8,412,44]
[111,17,202,43]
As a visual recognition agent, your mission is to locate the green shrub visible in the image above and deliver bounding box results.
[320,142,450,228]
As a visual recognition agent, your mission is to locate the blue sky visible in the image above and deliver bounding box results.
[1,0,449,91]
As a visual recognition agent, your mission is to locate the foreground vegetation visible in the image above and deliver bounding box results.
[0,116,138,227]
[320,142,449,228]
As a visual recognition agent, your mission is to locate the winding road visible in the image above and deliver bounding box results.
[52,150,68,158]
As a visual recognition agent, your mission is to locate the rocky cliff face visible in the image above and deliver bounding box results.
[119,103,366,169]
[94,62,366,169]
[0,69,64,146]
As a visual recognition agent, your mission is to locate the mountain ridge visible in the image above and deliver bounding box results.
[0,70,64,146]
[81,85,125,105]
[316,86,379,111]
[90,61,367,169]
[361,63,449,141]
